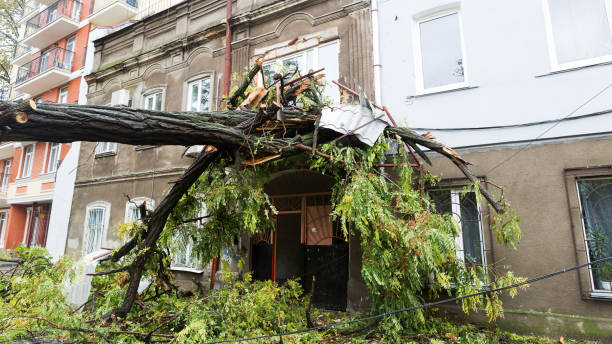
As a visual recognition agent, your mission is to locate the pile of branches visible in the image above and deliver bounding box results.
[0,62,502,320]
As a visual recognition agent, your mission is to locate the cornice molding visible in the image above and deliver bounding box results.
[87,0,370,89]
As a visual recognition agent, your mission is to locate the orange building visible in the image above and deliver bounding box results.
[1,0,92,249]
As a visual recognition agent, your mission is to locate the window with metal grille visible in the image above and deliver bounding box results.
[429,189,486,265]
[86,206,106,254]
[577,177,612,294]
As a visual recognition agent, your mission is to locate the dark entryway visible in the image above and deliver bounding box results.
[251,171,349,311]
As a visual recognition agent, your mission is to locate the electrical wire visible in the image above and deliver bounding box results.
[411,108,612,131]
[202,256,612,344]
[485,82,612,174]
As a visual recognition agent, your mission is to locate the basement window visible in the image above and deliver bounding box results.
[429,189,486,266]
[576,177,612,295]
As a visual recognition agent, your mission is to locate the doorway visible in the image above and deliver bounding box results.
[252,171,349,311]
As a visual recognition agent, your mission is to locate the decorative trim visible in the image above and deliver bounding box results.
[75,167,186,187]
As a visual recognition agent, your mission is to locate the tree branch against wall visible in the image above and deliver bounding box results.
[0,66,520,326]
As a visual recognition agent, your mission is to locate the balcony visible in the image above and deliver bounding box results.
[14,47,74,95]
[12,44,32,66]
[89,0,137,26]
[18,1,41,24]
[23,0,82,49]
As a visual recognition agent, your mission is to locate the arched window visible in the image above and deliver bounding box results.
[83,201,111,254]
[124,197,155,223]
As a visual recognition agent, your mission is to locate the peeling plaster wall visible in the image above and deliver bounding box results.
[69,0,374,311]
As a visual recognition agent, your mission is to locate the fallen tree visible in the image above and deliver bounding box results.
[0,65,522,336]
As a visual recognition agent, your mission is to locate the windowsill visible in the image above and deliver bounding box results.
[536,59,612,78]
[411,85,479,98]
[39,171,57,177]
[15,176,32,181]
[589,291,612,300]
[170,266,204,274]
[134,145,158,151]
[95,151,117,158]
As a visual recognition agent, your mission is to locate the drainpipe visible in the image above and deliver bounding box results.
[211,0,233,291]
[371,0,382,106]
[223,0,233,99]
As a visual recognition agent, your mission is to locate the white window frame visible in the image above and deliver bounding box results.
[96,142,117,155]
[46,143,60,173]
[412,7,469,95]
[170,204,207,272]
[542,0,612,72]
[58,86,68,104]
[258,40,340,102]
[83,201,111,255]
[21,144,34,178]
[575,176,612,297]
[143,91,164,111]
[124,197,155,223]
[1,160,11,190]
[448,189,486,266]
[185,75,213,112]
[0,210,8,248]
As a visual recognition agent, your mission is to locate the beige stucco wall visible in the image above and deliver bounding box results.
[67,0,373,310]
[427,135,612,320]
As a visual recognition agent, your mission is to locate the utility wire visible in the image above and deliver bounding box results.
[485,82,612,174]
[411,108,612,131]
[203,256,612,344]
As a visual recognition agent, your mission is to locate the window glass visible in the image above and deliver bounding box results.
[188,78,211,112]
[96,142,117,154]
[548,0,612,64]
[262,41,339,102]
[144,92,163,111]
[418,13,465,89]
[58,86,68,104]
[47,143,60,173]
[429,189,484,265]
[577,178,612,291]
[22,145,34,178]
[1,160,11,190]
[86,207,105,254]
[65,36,75,70]
[0,212,6,248]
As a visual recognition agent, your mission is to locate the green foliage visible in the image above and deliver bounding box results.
[311,139,526,337]
[162,160,276,265]
[0,0,23,85]
[0,248,594,343]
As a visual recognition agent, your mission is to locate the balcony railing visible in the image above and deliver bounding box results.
[20,1,40,22]
[13,44,32,60]
[24,0,82,38]
[16,47,74,86]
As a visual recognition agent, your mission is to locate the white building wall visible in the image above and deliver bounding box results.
[377,0,612,148]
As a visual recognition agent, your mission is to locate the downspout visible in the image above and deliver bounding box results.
[211,0,233,290]
[372,0,382,106]
[223,0,233,99]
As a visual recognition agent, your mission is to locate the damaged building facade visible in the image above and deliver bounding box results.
[70,0,373,312]
[374,0,612,339]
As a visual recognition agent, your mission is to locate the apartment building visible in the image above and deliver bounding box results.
[74,0,373,312]
[374,0,612,338]
[0,0,184,258]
